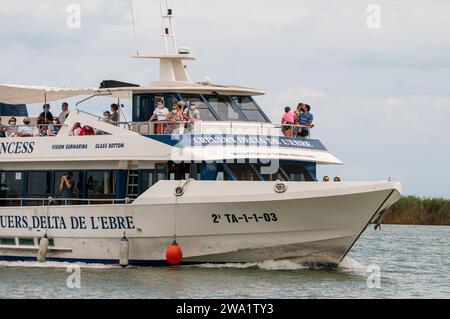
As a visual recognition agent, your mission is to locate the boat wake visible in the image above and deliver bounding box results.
[0,260,119,269]
[191,257,367,272]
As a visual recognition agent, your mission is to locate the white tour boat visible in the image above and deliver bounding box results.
[0,1,401,268]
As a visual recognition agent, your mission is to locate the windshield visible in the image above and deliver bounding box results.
[180,95,217,121]
[204,95,246,121]
[232,96,269,123]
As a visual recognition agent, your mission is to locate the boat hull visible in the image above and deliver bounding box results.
[0,181,401,267]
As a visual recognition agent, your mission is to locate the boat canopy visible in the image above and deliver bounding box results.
[0,82,265,106]
[0,84,98,105]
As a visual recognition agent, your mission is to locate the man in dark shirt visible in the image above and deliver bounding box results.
[39,104,54,124]
[298,104,314,138]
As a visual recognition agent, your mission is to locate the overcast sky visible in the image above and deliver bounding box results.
[0,0,449,198]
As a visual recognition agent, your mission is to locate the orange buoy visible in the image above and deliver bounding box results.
[166,240,183,265]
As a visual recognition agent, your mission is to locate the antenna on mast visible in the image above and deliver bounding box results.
[160,0,178,54]
[132,0,195,83]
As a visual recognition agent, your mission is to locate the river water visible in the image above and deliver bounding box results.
[0,225,448,299]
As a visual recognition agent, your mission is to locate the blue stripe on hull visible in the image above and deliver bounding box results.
[0,255,197,267]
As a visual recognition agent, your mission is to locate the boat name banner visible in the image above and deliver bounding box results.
[0,141,35,155]
[0,214,135,231]
[150,135,328,151]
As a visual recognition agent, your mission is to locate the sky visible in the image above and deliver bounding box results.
[0,0,449,198]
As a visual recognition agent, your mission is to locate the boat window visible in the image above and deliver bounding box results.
[282,165,314,182]
[54,171,83,198]
[0,238,16,245]
[232,96,269,123]
[87,171,116,199]
[180,94,217,121]
[204,95,246,121]
[155,164,169,182]
[141,170,154,192]
[164,94,179,109]
[133,94,154,122]
[0,171,24,198]
[255,163,287,181]
[226,164,259,181]
[18,238,35,246]
[27,171,52,197]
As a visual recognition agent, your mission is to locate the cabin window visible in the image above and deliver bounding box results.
[0,238,16,246]
[155,164,169,182]
[232,96,269,123]
[164,94,180,108]
[255,163,288,181]
[204,95,246,121]
[180,94,218,121]
[27,171,52,197]
[141,170,155,192]
[282,165,314,182]
[226,164,259,181]
[18,238,35,246]
[54,171,83,198]
[133,94,154,122]
[87,171,116,199]
[0,171,24,198]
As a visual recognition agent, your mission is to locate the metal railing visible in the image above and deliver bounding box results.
[0,124,67,138]
[0,197,134,207]
[1,112,313,139]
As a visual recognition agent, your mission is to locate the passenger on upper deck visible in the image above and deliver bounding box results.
[58,102,70,125]
[0,118,6,138]
[110,104,120,124]
[149,100,170,135]
[102,111,112,122]
[170,103,186,134]
[39,104,54,124]
[294,103,305,137]
[70,123,82,136]
[184,102,201,133]
[281,107,295,137]
[79,125,95,136]
[298,104,314,138]
[37,117,47,137]
[15,118,35,137]
[6,117,18,137]
[47,118,60,136]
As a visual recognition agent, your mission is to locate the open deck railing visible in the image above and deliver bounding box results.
[0,124,67,138]
[0,197,134,207]
[1,109,313,139]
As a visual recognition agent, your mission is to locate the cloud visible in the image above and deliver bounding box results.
[0,0,449,198]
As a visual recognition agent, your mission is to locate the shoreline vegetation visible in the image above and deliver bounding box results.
[383,196,450,226]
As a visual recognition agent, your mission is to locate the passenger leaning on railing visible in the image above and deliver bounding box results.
[149,100,170,134]
[298,104,314,138]
[281,106,295,137]
[184,102,201,133]
[168,103,186,134]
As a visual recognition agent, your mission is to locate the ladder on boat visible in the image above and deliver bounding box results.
[126,170,139,199]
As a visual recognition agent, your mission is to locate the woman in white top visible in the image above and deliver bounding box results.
[149,101,170,134]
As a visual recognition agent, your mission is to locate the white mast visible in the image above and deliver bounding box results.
[133,0,195,83]
[160,0,179,54]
